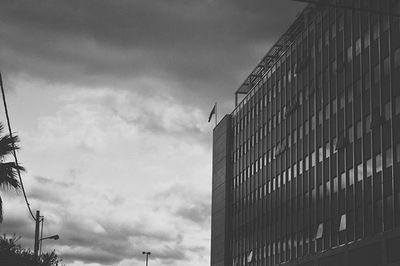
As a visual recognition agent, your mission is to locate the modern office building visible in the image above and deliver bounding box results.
[211,1,400,265]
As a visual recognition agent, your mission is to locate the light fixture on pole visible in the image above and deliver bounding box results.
[142,251,151,266]
[40,234,60,255]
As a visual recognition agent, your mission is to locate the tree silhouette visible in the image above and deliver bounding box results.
[0,235,64,266]
[0,122,25,223]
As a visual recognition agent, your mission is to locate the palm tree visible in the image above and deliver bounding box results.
[0,122,24,223]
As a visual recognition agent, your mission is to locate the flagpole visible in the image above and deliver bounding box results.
[215,102,217,127]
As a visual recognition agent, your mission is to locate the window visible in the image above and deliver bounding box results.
[355,38,361,55]
[386,148,393,168]
[333,138,338,153]
[326,142,330,159]
[384,101,392,121]
[305,155,309,171]
[326,180,331,194]
[325,104,330,120]
[299,125,303,140]
[283,172,286,185]
[349,168,354,186]
[356,120,362,139]
[397,143,400,163]
[348,86,353,103]
[395,96,400,116]
[364,30,370,48]
[357,163,363,182]
[319,184,323,200]
[339,214,347,231]
[383,17,389,32]
[333,176,338,193]
[332,60,337,73]
[347,46,352,62]
[366,158,373,178]
[364,72,370,91]
[339,15,344,32]
[277,111,281,124]
[299,160,303,175]
[332,98,337,115]
[340,92,345,109]
[293,163,297,178]
[376,153,383,173]
[340,172,346,190]
[305,120,309,135]
[355,79,361,97]
[311,115,316,130]
[325,30,329,46]
[299,92,303,105]
[319,147,323,162]
[293,129,297,144]
[319,109,323,125]
[348,126,354,143]
[395,48,400,69]
[331,23,336,38]
[277,175,281,188]
[384,57,390,77]
[312,152,316,167]
[373,65,380,85]
[373,23,379,40]
[316,223,323,239]
[365,115,371,134]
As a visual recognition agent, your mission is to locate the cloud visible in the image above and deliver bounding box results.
[175,202,211,225]
[0,85,212,265]
[0,0,305,113]
[0,1,308,266]
[152,183,211,228]
[0,215,33,241]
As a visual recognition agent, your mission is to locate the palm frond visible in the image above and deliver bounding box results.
[0,162,23,190]
[0,134,20,158]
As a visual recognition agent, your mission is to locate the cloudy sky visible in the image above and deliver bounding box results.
[0,1,305,265]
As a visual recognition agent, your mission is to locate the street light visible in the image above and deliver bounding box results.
[40,234,59,255]
[40,235,59,241]
[142,251,151,266]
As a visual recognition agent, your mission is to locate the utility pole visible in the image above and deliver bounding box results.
[34,210,40,261]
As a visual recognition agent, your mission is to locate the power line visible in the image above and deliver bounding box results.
[0,72,36,221]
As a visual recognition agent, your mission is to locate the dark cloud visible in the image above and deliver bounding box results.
[175,202,211,226]
[152,184,211,227]
[0,0,306,112]
[34,175,74,188]
[27,186,67,205]
[61,251,121,265]
[111,105,208,144]
[0,206,195,265]
[41,214,195,265]
[0,215,34,248]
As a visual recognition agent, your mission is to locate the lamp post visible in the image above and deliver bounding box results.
[142,251,151,266]
[40,234,59,255]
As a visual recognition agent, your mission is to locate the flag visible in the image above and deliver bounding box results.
[208,103,216,123]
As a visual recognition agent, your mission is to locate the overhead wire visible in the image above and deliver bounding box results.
[0,72,36,221]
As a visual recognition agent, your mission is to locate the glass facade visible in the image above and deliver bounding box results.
[221,2,400,266]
